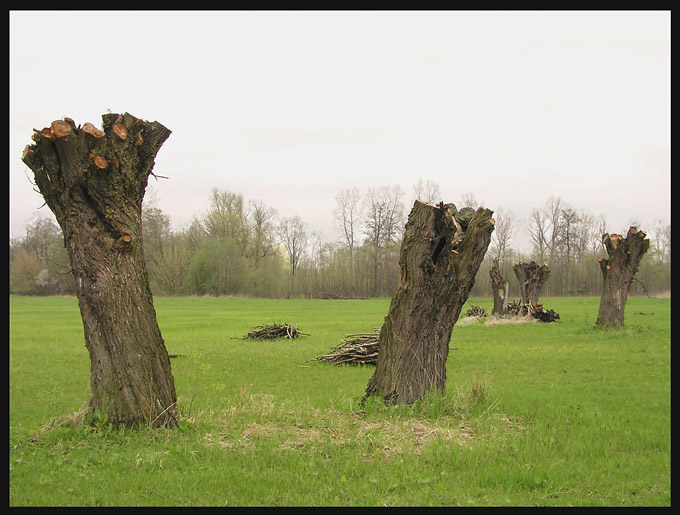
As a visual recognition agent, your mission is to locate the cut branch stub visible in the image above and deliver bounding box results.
[93,155,109,169]
[113,233,134,252]
[82,122,105,139]
[112,122,128,140]
[364,200,495,405]
[38,127,55,140]
[50,120,72,139]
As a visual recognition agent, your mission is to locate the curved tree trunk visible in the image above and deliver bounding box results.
[21,113,177,427]
[489,258,509,315]
[596,227,650,328]
[364,201,495,405]
[512,261,550,305]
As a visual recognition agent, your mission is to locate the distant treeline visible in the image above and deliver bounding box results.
[9,184,671,299]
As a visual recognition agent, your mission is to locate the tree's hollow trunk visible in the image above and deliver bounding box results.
[364,201,495,405]
[512,261,550,305]
[22,112,177,427]
[596,227,650,328]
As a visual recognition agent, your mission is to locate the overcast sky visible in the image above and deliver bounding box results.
[9,10,670,250]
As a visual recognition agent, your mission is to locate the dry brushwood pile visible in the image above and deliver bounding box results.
[465,305,488,318]
[243,323,307,340]
[507,300,560,323]
[311,331,380,366]
[531,305,560,323]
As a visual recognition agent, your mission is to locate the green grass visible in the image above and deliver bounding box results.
[9,295,670,506]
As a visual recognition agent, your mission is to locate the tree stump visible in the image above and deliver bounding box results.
[596,227,650,328]
[489,258,509,315]
[21,113,178,427]
[512,261,550,305]
[364,201,495,405]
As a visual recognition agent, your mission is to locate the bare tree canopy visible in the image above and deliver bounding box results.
[278,215,309,277]
[363,185,406,296]
[412,178,441,205]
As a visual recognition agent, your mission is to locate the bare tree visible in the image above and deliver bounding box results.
[142,197,172,268]
[334,188,362,292]
[278,215,309,277]
[334,188,362,253]
[248,199,278,268]
[21,113,177,427]
[544,196,565,264]
[528,207,550,263]
[460,192,482,209]
[412,178,441,205]
[559,207,580,292]
[650,220,671,264]
[490,209,514,264]
[16,215,62,260]
[382,185,406,244]
[526,196,567,292]
[363,185,405,296]
[203,188,250,249]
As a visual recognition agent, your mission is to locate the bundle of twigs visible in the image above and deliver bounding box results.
[311,330,380,366]
[244,323,307,340]
[506,299,526,316]
[531,305,560,323]
[465,305,488,318]
[507,300,560,322]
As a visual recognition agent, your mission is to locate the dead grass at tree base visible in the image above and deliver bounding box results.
[457,314,538,327]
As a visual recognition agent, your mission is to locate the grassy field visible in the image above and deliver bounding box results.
[9,295,670,506]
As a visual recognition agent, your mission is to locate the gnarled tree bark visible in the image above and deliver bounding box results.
[489,258,509,315]
[512,261,550,305]
[596,227,650,328]
[21,112,177,427]
[364,201,495,405]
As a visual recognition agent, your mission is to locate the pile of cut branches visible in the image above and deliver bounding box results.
[311,331,380,366]
[507,300,560,323]
[531,305,560,323]
[243,323,307,340]
[465,305,488,318]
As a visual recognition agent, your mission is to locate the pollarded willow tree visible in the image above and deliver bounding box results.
[364,201,495,405]
[596,227,650,328]
[489,258,509,315]
[512,261,550,305]
[21,113,178,427]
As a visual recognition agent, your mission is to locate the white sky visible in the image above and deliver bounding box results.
[9,10,670,250]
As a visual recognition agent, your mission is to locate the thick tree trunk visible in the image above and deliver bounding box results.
[364,201,494,405]
[22,113,177,427]
[596,227,650,328]
[512,261,550,305]
[489,258,509,315]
